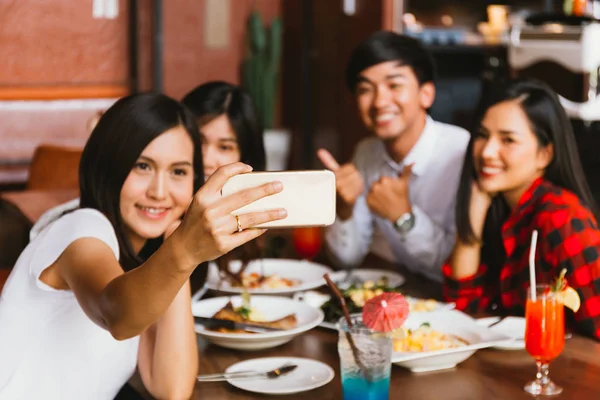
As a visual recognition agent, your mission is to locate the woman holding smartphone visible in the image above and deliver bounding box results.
[0,93,286,399]
[31,81,268,294]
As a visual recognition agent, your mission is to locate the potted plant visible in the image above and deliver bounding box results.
[242,10,290,171]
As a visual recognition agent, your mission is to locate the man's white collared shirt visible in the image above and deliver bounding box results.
[325,117,470,282]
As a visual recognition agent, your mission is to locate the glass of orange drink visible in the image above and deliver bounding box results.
[524,284,565,396]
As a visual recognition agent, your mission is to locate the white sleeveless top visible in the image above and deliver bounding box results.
[0,209,140,400]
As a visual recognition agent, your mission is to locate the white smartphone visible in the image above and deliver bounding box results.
[221,170,336,228]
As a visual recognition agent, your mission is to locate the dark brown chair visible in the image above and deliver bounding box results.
[27,145,83,190]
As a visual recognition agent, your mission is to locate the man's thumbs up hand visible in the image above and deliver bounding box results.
[317,149,364,220]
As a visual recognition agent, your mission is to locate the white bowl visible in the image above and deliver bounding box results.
[391,310,512,373]
[206,259,333,296]
[192,295,324,351]
[293,291,455,330]
[330,268,405,289]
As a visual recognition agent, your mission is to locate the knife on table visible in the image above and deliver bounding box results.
[194,316,284,333]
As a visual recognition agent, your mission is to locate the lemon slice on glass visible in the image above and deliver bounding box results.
[389,326,407,340]
[559,287,581,313]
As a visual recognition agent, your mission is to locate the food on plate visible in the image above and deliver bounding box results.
[210,301,297,333]
[393,323,468,352]
[321,276,447,323]
[217,262,301,290]
[321,277,398,322]
[408,298,441,312]
[233,272,300,290]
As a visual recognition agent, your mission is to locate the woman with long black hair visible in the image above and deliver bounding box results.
[444,78,600,340]
[0,93,286,399]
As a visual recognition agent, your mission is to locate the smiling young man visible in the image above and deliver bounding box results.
[318,31,470,281]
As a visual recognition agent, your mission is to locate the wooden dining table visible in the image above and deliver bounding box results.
[131,254,600,400]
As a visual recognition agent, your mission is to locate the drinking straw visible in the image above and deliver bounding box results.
[529,230,538,301]
[323,273,373,381]
[323,273,354,327]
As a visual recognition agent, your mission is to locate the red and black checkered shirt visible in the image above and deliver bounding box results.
[443,178,600,341]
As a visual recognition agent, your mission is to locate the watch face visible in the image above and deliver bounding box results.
[395,212,414,234]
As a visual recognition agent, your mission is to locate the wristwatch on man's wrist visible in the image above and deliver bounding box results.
[394,211,415,234]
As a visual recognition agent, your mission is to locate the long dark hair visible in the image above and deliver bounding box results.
[79,93,203,271]
[182,81,266,170]
[182,81,265,288]
[456,79,598,267]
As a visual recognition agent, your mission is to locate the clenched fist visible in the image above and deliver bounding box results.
[366,164,413,222]
[317,149,364,220]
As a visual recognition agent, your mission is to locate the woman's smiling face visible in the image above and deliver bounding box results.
[199,114,241,178]
[119,125,195,252]
[472,99,553,207]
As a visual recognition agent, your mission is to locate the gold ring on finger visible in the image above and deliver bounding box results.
[235,214,243,233]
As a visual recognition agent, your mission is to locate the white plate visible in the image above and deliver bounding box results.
[319,321,339,330]
[391,310,512,373]
[206,259,333,295]
[330,268,405,289]
[292,291,455,330]
[405,296,456,313]
[192,295,324,351]
[477,316,526,350]
[225,357,335,395]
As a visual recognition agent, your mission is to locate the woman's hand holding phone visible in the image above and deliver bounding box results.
[174,162,287,265]
[221,169,336,228]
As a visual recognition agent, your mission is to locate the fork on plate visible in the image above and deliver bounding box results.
[196,363,297,382]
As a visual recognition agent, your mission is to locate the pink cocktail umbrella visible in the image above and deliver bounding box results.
[362,292,409,332]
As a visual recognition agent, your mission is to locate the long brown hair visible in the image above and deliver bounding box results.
[456,79,599,274]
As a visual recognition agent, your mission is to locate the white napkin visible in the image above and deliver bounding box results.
[489,317,526,340]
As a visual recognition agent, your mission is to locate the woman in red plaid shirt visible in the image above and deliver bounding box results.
[443,79,600,340]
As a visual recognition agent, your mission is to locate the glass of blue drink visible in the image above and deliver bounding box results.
[338,315,392,400]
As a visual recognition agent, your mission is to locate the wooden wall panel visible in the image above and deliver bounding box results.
[0,0,130,98]
[0,0,285,184]
[0,0,285,100]
[163,0,282,100]
[281,0,304,169]
[336,0,388,164]
[136,0,154,92]
[283,0,391,167]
